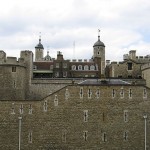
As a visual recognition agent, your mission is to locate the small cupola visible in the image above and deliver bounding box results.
[93,30,105,47]
[35,35,44,49]
[93,35,105,47]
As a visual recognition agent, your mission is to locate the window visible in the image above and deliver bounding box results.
[120,88,124,98]
[83,110,88,122]
[80,87,83,99]
[11,103,15,114]
[84,65,89,70]
[62,130,67,143]
[90,65,95,70]
[96,89,100,99]
[102,132,107,142]
[63,63,67,68]
[124,110,128,122]
[43,100,48,112]
[127,62,132,70]
[83,131,88,141]
[28,131,32,143]
[33,65,37,70]
[129,89,132,99]
[102,112,105,121]
[12,66,16,72]
[54,95,58,106]
[65,89,69,100]
[50,65,53,70]
[143,88,147,99]
[63,72,67,77]
[72,65,76,70]
[20,104,23,114]
[78,65,82,70]
[88,89,92,99]
[123,131,128,141]
[29,104,32,114]
[56,63,59,68]
[55,72,59,77]
[112,89,115,98]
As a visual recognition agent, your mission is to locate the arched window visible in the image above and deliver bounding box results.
[72,65,76,70]
[90,65,95,70]
[78,65,82,70]
[84,65,89,70]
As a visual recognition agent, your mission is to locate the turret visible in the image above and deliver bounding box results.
[35,34,44,61]
[93,30,105,77]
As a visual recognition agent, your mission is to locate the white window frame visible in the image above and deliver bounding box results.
[78,65,82,70]
[90,65,95,70]
[84,65,89,70]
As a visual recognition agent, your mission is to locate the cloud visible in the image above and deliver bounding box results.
[0,0,150,62]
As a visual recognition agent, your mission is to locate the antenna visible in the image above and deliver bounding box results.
[73,41,75,59]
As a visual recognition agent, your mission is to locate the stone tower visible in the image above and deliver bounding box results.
[35,35,44,61]
[93,31,105,77]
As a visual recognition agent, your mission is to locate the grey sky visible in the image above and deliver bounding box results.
[1,0,150,61]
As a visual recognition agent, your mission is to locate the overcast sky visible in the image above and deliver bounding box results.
[1,0,150,61]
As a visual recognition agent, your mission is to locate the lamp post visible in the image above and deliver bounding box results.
[143,114,147,150]
[18,116,22,150]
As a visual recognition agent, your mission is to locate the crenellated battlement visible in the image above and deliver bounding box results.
[71,59,93,62]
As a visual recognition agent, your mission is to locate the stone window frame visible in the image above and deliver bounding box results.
[54,95,58,106]
[129,88,132,99]
[112,89,115,98]
[43,100,48,112]
[79,87,83,99]
[83,131,88,141]
[124,110,128,123]
[120,87,124,98]
[62,129,67,143]
[96,89,100,99]
[28,131,32,143]
[83,110,88,122]
[143,88,147,99]
[29,104,32,114]
[11,103,15,114]
[123,131,128,141]
[102,132,107,142]
[12,66,16,72]
[19,104,23,114]
[65,88,69,100]
[13,80,16,88]
[87,89,92,99]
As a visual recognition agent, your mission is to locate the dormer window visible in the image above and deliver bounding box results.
[78,65,82,70]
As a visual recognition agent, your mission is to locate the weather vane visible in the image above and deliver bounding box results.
[98,29,100,36]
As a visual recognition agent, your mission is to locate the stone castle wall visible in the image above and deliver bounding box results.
[28,79,84,100]
[0,84,149,149]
